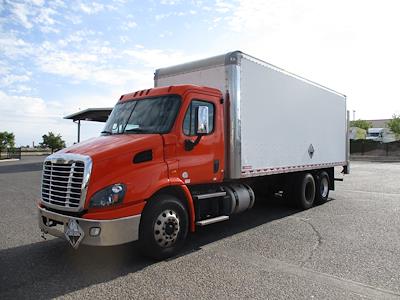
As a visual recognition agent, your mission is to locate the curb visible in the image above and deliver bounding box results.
[0,159,20,163]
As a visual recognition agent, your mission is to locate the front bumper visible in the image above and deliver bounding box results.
[38,205,141,247]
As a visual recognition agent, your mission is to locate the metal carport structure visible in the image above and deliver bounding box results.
[64,108,113,143]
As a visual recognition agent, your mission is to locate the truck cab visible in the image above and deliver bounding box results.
[39,85,225,258]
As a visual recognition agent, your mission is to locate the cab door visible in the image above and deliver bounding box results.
[175,93,224,185]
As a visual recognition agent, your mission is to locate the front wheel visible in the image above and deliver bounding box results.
[139,194,189,260]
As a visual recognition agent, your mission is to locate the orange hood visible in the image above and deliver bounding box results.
[59,134,163,162]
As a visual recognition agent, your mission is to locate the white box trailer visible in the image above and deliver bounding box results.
[155,51,349,179]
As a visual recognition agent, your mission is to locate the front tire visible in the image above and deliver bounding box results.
[139,194,189,260]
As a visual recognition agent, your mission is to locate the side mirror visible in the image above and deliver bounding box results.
[196,106,210,134]
[185,105,210,151]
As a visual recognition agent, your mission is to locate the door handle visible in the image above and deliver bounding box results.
[213,159,219,173]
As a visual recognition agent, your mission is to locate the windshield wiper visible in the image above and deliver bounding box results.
[100,130,112,135]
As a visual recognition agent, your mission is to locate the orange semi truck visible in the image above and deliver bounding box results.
[38,51,349,259]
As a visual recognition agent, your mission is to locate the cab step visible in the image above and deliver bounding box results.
[196,215,229,226]
[194,191,226,200]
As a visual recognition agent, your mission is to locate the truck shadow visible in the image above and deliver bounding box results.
[0,198,303,299]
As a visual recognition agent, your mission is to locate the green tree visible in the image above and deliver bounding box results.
[40,132,66,153]
[350,119,372,131]
[387,114,400,138]
[0,131,15,150]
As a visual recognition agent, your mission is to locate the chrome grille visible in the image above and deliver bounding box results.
[41,154,92,211]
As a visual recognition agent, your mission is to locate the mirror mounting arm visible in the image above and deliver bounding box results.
[184,134,204,151]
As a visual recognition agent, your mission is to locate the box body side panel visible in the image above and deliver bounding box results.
[155,65,226,93]
[240,57,346,176]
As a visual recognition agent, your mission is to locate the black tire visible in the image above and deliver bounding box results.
[315,171,330,204]
[139,194,189,260]
[293,173,316,209]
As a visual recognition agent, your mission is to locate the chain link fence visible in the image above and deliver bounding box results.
[351,140,400,157]
[0,148,22,160]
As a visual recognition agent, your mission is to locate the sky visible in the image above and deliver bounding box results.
[1,0,399,147]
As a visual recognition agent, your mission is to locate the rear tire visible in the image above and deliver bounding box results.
[139,194,189,260]
[293,173,316,209]
[315,171,330,204]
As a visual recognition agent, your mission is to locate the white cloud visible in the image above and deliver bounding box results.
[160,0,181,5]
[0,90,119,146]
[78,2,106,14]
[121,20,137,30]
[215,0,400,119]
[78,0,121,13]
[7,1,61,33]
[30,0,45,6]
[8,84,32,94]
[34,42,149,87]
[0,74,31,86]
[0,32,34,58]
[10,2,33,29]
[119,35,130,43]
[122,48,200,68]
[0,91,71,146]
[64,13,82,24]
[155,9,197,21]
[37,7,56,24]
[214,0,235,13]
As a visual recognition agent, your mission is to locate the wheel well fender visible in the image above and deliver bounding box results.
[145,185,196,232]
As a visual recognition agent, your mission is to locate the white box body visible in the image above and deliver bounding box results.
[155,51,348,179]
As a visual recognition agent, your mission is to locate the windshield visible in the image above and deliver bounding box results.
[367,132,380,137]
[102,95,181,135]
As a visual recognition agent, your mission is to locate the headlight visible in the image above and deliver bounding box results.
[89,184,126,208]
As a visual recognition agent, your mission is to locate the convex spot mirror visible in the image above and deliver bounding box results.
[196,106,210,134]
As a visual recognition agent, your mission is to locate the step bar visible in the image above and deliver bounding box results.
[196,215,229,226]
[194,191,226,200]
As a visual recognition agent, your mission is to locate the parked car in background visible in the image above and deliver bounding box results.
[366,128,396,143]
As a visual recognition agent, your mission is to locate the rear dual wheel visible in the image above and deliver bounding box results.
[293,173,316,209]
[290,171,330,209]
[315,171,330,204]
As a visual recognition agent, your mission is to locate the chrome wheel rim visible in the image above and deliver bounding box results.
[320,177,329,198]
[154,209,180,248]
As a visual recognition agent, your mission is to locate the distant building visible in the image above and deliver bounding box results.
[365,119,391,128]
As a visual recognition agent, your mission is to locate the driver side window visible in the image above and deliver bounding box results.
[183,100,214,136]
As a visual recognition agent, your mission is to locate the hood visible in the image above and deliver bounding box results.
[59,134,163,162]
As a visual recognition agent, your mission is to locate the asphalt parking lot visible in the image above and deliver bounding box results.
[0,157,399,299]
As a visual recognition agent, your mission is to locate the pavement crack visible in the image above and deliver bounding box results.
[297,217,323,267]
